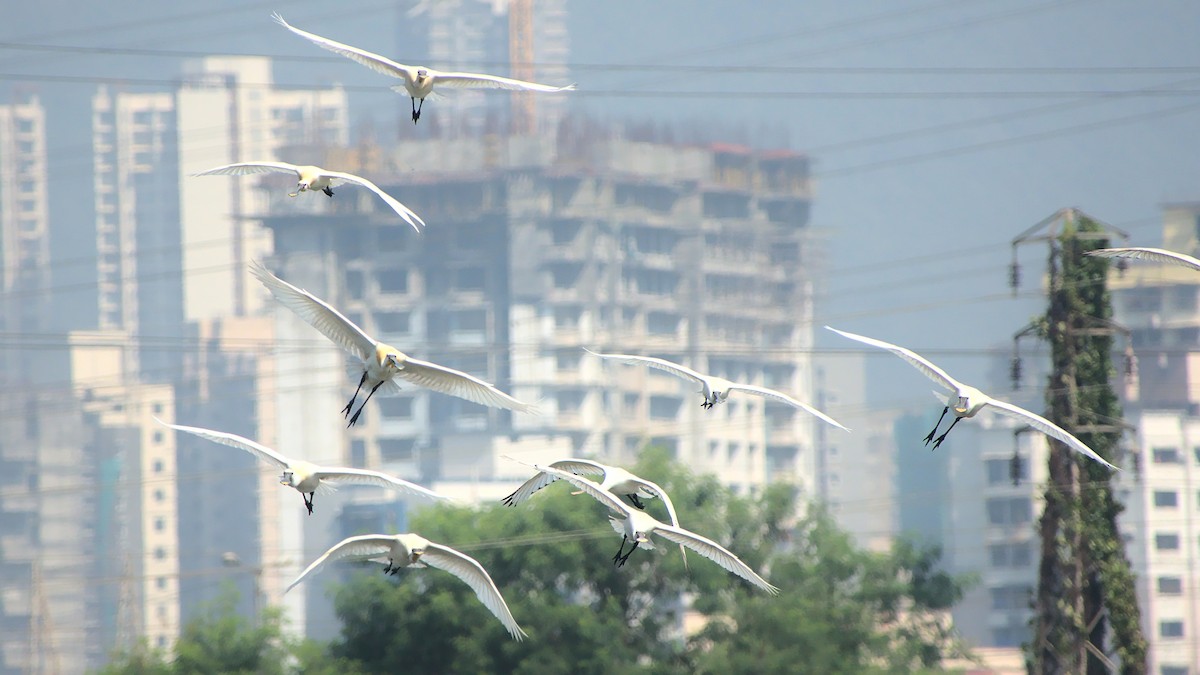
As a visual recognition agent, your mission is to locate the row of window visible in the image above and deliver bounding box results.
[1150,446,1200,465]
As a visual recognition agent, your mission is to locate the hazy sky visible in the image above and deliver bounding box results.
[4,0,1198,407]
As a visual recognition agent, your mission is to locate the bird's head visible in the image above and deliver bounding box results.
[376,344,403,370]
[279,470,296,487]
[953,395,970,414]
[416,68,429,80]
[296,180,309,192]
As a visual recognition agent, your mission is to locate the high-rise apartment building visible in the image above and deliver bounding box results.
[254,130,817,635]
[175,56,348,323]
[0,95,50,383]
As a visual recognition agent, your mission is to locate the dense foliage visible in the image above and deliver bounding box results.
[100,449,970,674]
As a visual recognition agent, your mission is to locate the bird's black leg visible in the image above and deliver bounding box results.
[612,535,627,565]
[415,98,424,121]
[322,186,334,197]
[348,380,386,427]
[923,407,949,445]
[342,372,368,419]
[382,561,393,574]
[618,541,640,567]
[303,493,314,515]
[931,416,963,450]
[627,494,646,510]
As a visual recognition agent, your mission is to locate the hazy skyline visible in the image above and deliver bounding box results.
[3,0,1199,405]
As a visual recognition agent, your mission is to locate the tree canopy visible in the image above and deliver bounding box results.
[99,448,971,674]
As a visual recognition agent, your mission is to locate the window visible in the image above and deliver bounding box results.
[377,268,409,293]
[989,584,1031,610]
[451,309,487,333]
[1157,577,1183,595]
[376,311,410,335]
[1161,666,1190,675]
[986,459,1009,486]
[156,577,167,590]
[154,517,164,532]
[623,393,639,414]
[378,397,413,420]
[1194,446,1200,464]
[379,438,415,462]
[1158,620,1184,639]
[556,351,581,371]
[350,440,366,467]
[152,431,164,445]
[152,460,164,474]
[153,489,164,503]
[986,498,1032,526]
[1155,533,1181,551]
[989,542,1032,568]
[557,390,585,414]
[1152,447,1181,464]
[154,547,165,560]
[1154,490,1179,508]
[649,395,681,420]
[646,312,679,336]
[455,267,486,292]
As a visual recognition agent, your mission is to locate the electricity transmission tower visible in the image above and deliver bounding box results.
[1010,208,1146,674]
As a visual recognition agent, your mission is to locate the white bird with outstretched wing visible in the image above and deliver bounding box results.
[193,161,424,232]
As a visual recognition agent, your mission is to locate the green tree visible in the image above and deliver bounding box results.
[1030,212,1146,674]
[96,589,347,675]
[315,448,968,674]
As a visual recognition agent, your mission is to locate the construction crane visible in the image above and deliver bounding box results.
[508,0,535,135]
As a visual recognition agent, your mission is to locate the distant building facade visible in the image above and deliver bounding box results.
[255,130,818,636]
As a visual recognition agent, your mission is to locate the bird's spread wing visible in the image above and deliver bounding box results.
[726,384,851,432]
[191,161,301,178]
[249,261,377,362]
[272,13,413,81]
[286,535,395,594]
[431,70,576,92]
[824,326,961,392]
[396,357,540,414]
[157,418,290,469]
[500,458,607,506]
[511,460,631,516]
[583,348,708,386]
[312,467,452,501]
[1084,247,1200,271]
[652,524,779,595]
[321,171,425,233]
[421,543,527,640]
[631,477,689,567]
[984,398,1118,470]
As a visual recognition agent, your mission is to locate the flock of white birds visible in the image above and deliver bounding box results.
[160,13,1185,640]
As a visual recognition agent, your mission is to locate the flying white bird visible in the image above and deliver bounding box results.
[502,457,688,566]
[272,13,576,123]
[1085,247,1200,271]
[251,261,539,426]
[515,461,778,594]
[193,161,424,233]
[158,420,450,514]
[583,348,848,430]
[286,533,527,640]
[824,326,1118,470]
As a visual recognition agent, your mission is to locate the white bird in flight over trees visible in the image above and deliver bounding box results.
[824,326,1118,470]
[286,533,527,640]
[502,457,689,566]
[272,13,576,123]
[514,461,779,594]
[1085,247,1200,271]
[158,420,450,514]
[192,161,424,233]
[583,348,848,431]
[250,262,539,426]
